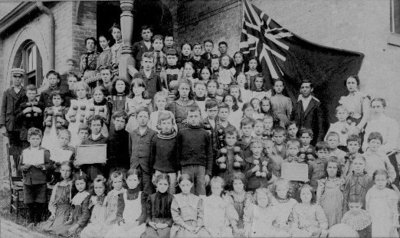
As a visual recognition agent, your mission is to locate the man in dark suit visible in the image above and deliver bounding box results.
[291,80,324,145]
[132,25,154,70]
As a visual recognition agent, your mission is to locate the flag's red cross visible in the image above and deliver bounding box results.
[240,1,293,79]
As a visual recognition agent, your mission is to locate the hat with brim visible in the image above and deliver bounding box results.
[11,68,25,77]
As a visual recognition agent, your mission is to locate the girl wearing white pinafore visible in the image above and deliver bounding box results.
[105,190,146,238]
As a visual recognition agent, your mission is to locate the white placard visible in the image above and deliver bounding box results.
[281,162,309,182]
[22,149,45,165]
[75,144,107,165]
[51,149,73,163]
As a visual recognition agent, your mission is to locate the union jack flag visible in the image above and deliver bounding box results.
[240,0,364,123]
[240,0,292,81]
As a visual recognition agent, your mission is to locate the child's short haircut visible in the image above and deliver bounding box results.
[263,114,273,121]
[27,127,42,139]
[299,127,313,138]
[372,169,388,181]
[273,126,286,136]
[218,102,230,111]
[188,106,201,114]
[26,84,37,92]
[224,126,238,137]
[206,79,219,88]
[158,111,174,124]
[85,37,97,45]
[178,173,193,184]
[347,134,361,145]
[255,118,263,125]
[367,131,383,144]
[218,41,228,47]
[99,66,112,74]
[166,48,178,56]
[194,81,206,89]
[46,70,61,79]
[286,139,301,149]
[193,42,202,48]
[353,154,367,164]
[210,176,224,188]
[315,141,329,151]
[141,25,153,32]
[326,131,340,141]
[286,121,298,129]
[250,139,263,148]
[240,117,255,128]
[205,99,218,110]
[371,98,386,108]
[136,106,150,117]
[57,129,71,140]
[152,34,163,42]
[336,105,349,114]
[74,81,90,94]
[203,39,213,45]
[112,111,128,122]
[142,52,154,61]
[88,115,105,127]
[50,90,63,101]
[367,132,383,144]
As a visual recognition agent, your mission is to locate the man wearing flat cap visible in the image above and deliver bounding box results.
[1,68,26,159]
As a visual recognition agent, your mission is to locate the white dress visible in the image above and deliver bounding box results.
[105,191,146,238]
[80,196,107,238]
[203,195,238,237]
[271,198,298,237]
[366,186,399,238]
[244,204,284,237]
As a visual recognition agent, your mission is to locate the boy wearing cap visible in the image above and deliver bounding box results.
[1,68,26,159]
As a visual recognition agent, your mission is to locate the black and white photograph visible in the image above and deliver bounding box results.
[0,0,400,237]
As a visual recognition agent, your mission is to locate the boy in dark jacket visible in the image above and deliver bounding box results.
[177,106,213,195]
[149,111,178,194]
[15,84,44,149]
[107,111,130,173]
[19,127,53,225]
[130,107,157,195]
[39,70,74,108]
[1,68,26,160]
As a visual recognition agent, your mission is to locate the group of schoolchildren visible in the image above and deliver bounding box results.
[1,23,399,238]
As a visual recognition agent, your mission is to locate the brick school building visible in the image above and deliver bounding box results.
[0,0,399,181]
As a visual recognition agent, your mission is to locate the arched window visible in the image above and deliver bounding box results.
[23,43,43,87]
[13,41,43,87]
